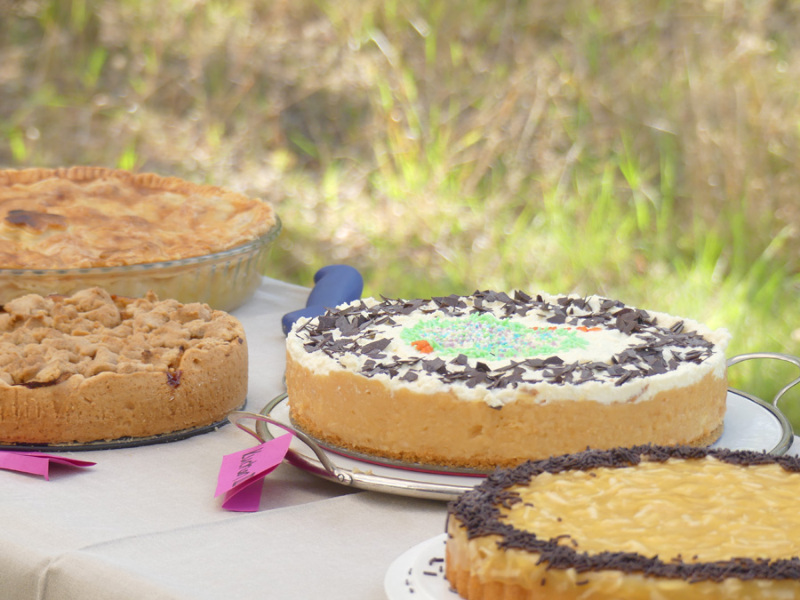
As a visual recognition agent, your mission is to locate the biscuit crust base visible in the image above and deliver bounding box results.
[0,339,248,444]
[285,353,726,470]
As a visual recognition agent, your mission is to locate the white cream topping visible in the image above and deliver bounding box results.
[286,292,730,407]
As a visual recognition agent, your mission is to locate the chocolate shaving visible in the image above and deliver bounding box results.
[293,292,721,390]
[450,354,469,366]
[360,338,391,355]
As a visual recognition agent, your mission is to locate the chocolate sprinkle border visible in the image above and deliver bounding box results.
[447,445,800,583]
[294,291,722,391]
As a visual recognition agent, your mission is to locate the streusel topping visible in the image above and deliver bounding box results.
[0,287,244,386]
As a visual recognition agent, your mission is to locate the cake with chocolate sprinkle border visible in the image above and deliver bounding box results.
[446,445,800,599]
[285,291,730,469]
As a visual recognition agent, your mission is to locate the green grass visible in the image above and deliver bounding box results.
[1,0,800,425]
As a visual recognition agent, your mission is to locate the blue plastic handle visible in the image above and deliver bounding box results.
[281,265,364,334]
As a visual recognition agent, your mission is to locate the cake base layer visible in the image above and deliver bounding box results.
[445,523,800,600]
[285,354,726,470]
[0,342,247,444]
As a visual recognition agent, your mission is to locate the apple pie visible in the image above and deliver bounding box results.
[0,166,279,309]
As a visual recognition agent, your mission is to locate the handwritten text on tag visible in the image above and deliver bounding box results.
[215,433,293,512]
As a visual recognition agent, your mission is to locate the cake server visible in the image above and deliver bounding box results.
[281,264,363,335]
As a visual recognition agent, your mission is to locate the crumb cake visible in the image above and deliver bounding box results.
[0,287,247,444]
[285,291,730,470]
[446,445,800,599]
[0,166,278,309]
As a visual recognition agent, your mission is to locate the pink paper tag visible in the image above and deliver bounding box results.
[216,433,293,512]
[0,451,95,480]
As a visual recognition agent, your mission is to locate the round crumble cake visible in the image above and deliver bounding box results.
[0,287,247,444]
[285,291,730,469]
[446,445,800,599]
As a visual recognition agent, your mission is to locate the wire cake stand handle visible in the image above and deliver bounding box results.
[230,393,483,500]
[727,352,798,454]
[228,402,355,485]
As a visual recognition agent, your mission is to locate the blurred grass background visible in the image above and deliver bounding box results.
[1,0,799,425]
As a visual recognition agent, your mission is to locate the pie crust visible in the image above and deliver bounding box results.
[0,166,275,269]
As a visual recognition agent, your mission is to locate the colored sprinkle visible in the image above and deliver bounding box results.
[411,339,434,353]
[401,313,594,360]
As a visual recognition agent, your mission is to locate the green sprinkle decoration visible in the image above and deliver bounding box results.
[400,313,592,359]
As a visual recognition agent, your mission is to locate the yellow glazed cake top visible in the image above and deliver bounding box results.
[503,456,800,562]
[447,446,800,589]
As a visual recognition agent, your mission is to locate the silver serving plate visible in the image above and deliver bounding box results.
[228,353,799,501]
[384,534,452,600]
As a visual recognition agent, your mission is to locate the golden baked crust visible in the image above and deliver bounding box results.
[0,166,275,269]
[0,287,247,443]
[446,446,800,599]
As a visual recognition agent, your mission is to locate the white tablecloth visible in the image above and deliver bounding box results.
[0,278,446,600]
[1,277,796,599]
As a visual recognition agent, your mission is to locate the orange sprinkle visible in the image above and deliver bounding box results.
[411,339,434,353]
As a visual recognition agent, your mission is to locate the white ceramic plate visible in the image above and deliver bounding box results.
[384,534,453,600]
[258,390,792,501]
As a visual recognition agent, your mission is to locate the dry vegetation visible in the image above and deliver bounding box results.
[1,0,799,418]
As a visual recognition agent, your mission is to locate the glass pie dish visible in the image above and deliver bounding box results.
[0,216,281,312]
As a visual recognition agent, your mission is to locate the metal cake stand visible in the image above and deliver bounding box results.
[228,352,800,501]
